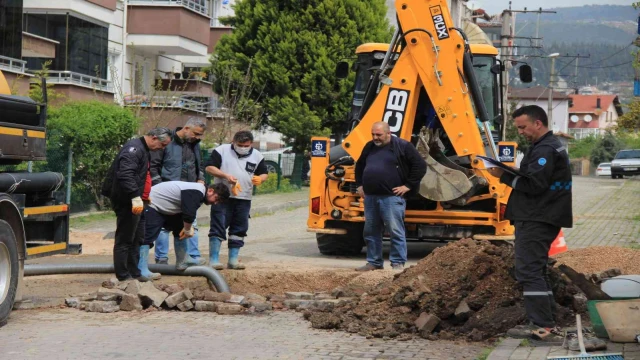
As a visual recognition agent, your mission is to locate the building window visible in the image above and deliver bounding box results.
[23,13,108,79]
[0,0,24,60]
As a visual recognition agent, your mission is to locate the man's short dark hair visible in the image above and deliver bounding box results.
[233,130,253,143]
[512,105,548,127]
[209,183,230,203]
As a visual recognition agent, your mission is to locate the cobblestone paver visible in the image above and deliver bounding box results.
[1,309,485,360]
[564,177,640,248]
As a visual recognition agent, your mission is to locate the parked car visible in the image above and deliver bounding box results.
[596,162,611,177]
[610,149,640,179]
[262,147,296,177]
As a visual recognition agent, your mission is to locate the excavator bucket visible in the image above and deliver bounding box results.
[417,128,473,201]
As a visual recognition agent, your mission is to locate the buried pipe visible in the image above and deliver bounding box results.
[24,264,230,293]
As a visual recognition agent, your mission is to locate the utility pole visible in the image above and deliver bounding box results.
[548,53,560,129]
[500,2,556,141]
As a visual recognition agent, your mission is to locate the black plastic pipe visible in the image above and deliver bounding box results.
[0,172,65,194]
[24,263,230,293]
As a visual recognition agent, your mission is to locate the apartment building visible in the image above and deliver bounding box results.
[0,0,235,128]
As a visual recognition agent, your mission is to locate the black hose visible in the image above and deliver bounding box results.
[24,263,230,293]
[0,172,65,194]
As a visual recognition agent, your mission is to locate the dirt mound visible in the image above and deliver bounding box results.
[305,239,582,341]
[554,246,640,275]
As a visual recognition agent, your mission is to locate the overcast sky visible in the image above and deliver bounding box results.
[471,0,632,14]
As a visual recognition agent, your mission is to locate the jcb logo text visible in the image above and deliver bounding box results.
[383,89,410,136]
[430,6,449,40]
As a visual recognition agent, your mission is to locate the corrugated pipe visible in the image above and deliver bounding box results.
[24,264,230,293]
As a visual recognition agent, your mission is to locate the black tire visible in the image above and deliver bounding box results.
[611,174,617,179]
[0,219,19,327]
[264,160,281,176]
[316,223,365,256]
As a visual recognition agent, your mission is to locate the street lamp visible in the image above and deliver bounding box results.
[547,53,560,129]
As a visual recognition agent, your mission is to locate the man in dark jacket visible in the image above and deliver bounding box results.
[487,105,572,345]
[104,128,172,281]
[354,121,427,272]
[149,118,207,269]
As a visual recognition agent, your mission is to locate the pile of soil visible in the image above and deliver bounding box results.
[305,238,582,341]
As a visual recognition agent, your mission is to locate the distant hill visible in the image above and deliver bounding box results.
[515,5,637,46]
[510,5,637,92]
[516,4,636,22]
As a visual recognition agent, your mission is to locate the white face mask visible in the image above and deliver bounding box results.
[234,145,251,155]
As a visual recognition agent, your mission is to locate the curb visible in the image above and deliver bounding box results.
[195,199,308,224]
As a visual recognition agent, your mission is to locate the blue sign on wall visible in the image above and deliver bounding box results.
[498,144,515,162]
[311,140,327,157]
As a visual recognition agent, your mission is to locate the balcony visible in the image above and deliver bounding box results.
[124,94,212,115]
[127,0,210,56]
[129,0,208,16]
[0,55,27,74]
[44,71,114,93]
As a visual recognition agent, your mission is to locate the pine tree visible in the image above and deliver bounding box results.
[210,0,392,150]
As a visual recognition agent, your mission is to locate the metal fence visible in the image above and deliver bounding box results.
[201,149,309,194]
[0,140,95,213]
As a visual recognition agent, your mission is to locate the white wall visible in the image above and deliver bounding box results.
[211,0,234,27]
[514,99,570,133]
[598,103,619,130]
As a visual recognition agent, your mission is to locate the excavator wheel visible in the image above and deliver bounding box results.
[0,220,19,327]
[316,223,365,256]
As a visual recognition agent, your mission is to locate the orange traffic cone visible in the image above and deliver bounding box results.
[548,229,568,256]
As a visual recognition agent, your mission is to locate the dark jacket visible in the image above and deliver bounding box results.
[500,131,573,228]
[149,128,204,186]
[355,136,427,196]
[102,137,151,205]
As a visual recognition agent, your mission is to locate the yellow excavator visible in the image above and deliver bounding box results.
[307,0,531,255]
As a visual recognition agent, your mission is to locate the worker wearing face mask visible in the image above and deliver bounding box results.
[204,131,268,270]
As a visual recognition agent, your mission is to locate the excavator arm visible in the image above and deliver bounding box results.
[343,0,489,169]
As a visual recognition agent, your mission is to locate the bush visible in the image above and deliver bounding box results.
[590,131,625,166]
[254,173,299,195]
[47,101,140,209]
[568,136,598,159]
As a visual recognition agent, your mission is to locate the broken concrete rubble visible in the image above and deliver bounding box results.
[165,289,194,308]
[177,300,194,312]
[138,282,169,308]
[194,301,218,312]
[120,294,143,312]
[415,312,440,337]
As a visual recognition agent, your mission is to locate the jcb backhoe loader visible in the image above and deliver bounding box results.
[307,0,530,255]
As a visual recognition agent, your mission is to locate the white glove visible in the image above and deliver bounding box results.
[131,196,144,215]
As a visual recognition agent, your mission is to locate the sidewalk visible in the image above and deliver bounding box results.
[487,337,640,360]
[195,188,309,224]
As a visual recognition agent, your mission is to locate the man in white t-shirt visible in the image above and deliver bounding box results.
[141,181,229,270]
[205,131,269,270]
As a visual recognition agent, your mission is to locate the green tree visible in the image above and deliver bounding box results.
[46,101,140,208]
[617,98,640,131]
[590,131,624,166]
[210,0,392,151]
[504,101,530,153]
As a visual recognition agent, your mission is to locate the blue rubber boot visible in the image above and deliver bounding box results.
[138,245,161,280]
[174,238,200,271]
[209,237,224,270]
[227,247,246,270]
